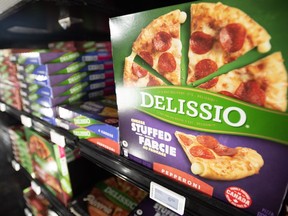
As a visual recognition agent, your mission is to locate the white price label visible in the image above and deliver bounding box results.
[150,182,186,215]
[11,160,20,171]
[0,102,6,112]
[24,208,32,216]
[20,115,32,128]
[31,181,41,195]
[50,130,66,147]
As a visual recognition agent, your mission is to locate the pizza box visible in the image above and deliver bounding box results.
[69,176,148,216]
[21,87,115,108]
[48,40,78,52]
[55,117,121,155]
[18,68,114,87]
[57,98,119,142]
[12,51,112,65]
[17,60,114,76]
[26,70,114,87]
[20,79,115,98]
[109,1,288,215]
[24,127,73,206]
[75,41,112,52]
[23,187,50,216]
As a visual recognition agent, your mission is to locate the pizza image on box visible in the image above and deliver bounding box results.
[174,131,264,181]
[123,2,287,112]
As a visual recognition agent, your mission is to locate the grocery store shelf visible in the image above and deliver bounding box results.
[2,102,253,216]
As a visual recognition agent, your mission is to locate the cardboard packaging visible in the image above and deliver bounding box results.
[109,1,288,215]
[57,98,120,154]
[24,127,73,206]
[11,51,112,65]
[70,176,147,216]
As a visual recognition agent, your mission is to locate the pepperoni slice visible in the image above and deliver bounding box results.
[190,31,214,54]
[195,59,218,89]
[219,23,246,53]
[214,144,238,156]
[132,63,148,78]
[153,31,172,52]
[219,91,240,99]
[235,80,266,107]
[139,51,153,66]
[147,76,162,86]
[178,134,192,147]
[196,135,219,149]
[190,146,215,159]
[158,52,176,74]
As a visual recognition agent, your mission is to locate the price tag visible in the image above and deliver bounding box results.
[0,102,6,112]
[150,181,186,215]
[31,181,41,195]
[20,115,32,128]
[11,160,20,171]
[24,208,32,216]
[50,130,66,147]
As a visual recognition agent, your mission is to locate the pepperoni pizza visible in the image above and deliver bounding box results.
[123,2,287,112]
[187,2,271,86]
[175,131,264,181]
[123,53,165,87]
[213,52,288,111]
[124,9,187,86]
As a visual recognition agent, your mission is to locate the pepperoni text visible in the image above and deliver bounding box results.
[140,92,247,127]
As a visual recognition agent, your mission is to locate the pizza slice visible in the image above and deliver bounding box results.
[175,131,264,181]
[187,2,271,86]
[210,52,287,112]
[132,9,187,85]
[123,53,165,87]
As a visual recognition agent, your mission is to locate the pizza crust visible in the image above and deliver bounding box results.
[132,10,186,85]
[187,2,271,85]
[123,53,165,87]
[210,52,287,112]
[175,131,264,181]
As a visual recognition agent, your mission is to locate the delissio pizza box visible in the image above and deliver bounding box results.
[75,41,112,52]
[16,60,113,76]
[56,98,120,154]
[48,41,78,52]
[23,187,50,216]
[24,127,73,206]
[11,51,112,65]
[109,1,288,215]
[69,176,147,216]
[55,117,120,155]
[20,79,115,98]
[21,87,115,108]
[23,69,114,87]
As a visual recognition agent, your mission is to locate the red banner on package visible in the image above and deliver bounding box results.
[153,163,213,196]
[88,137,120,155]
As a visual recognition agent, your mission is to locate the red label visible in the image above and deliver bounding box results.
[88,137,120,155]
[225,187,252,208]
[153,163,214,196]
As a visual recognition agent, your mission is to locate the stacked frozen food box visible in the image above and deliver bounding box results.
[109,0,288,216]
[23,187,51,216]
[8,125,34,175]
[11,49,115,125]
[48,40,112,53]
[0,51,22,110]
[56,95,121,155]
[24,126,75,206]
[70,176,148,216]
